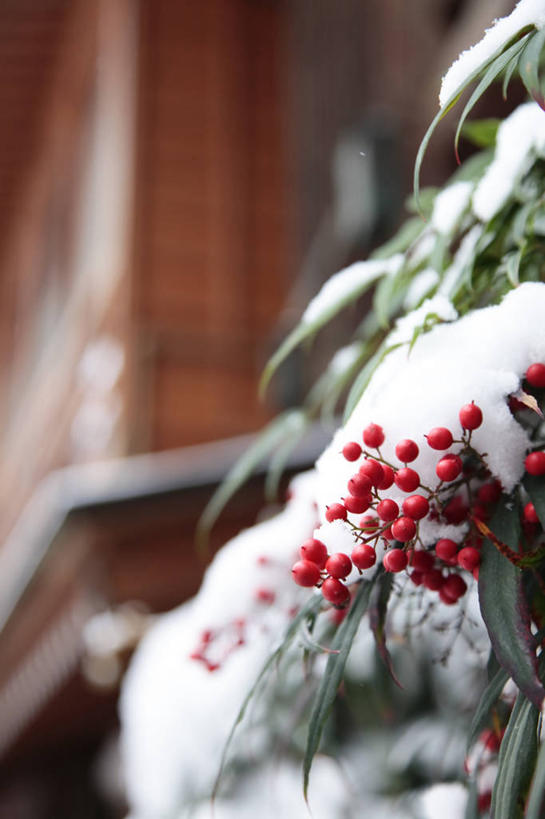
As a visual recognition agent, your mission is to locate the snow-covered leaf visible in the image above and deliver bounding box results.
[518,25,545,109]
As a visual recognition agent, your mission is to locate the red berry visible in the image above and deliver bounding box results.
[376,464,395,490]
[362,423,385,448]
[472,503,489,522]
[523,502,540,524]
[382,525,395,541]
[255,588,275,604]
[325,503,348,522]
[457,546,481,571]
[391,516,417,542]
[292,559,321,587]
[359,459,384,486]
[459,402,483,430]
[344,494,372,514]
[526,362,545,388]
[342,441,362,461]
[426,427,453,450]
[321,577,350,606]
[422,569,444,591]
[409,549,434,572]
[299,538,328,568]
[325,552,353,579]
[439,588,457,605]
[436,454,463,482]
[394,467,420,493]
[351,543,376,570]
[395,439,419,463]
[525,451,545,476]
[435,538,458,563]
[359,514,379,531]
[477,481,502,505]
[383,549,408,572]
[410,570,424,586]
[347,473,373,497]
[443,495,468,524]
[442,573,467,600]
[376,498,399,522]
[402,494,430,520]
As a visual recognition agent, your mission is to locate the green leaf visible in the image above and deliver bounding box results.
[303,577,375,799]
[460,118,500,149]
[454,37,530,163]
[503,52,519,99]
[196,410,305,548]
[264,411,309,501]
[370,216,424,260]
[526,732,545,819]
[524,473,545,529]
[368,571,402,687]
[464,776,480,819]
[466,664,509,751]
[518,26,545,109]
[478,498,545,709]
[490,690,539,819]
[505,247,522,287]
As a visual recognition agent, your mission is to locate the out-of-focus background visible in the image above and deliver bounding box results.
[0,1,513,816]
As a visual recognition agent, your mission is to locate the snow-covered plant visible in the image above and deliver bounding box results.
[122,3,545,818]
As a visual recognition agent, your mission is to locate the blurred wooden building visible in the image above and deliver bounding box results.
[0,0,513,816]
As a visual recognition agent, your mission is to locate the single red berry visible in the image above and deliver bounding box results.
[382,525,395,540]
[410,569,424,586]
[477,481,502,505]
[395,439,419,463]
[523,502,540,524]
[362,423,385,448]
[409,549,434,572]
[299,538,328,568]
[325,503,348,522]
[383,549,408,572]
[402,494,429,520]
[526,362,545,388]
[376,498,399,522]
[330,607,348,626]
[436,454,463,482]
[347,473,373,497]
[525,451,545,476]
[394,467,420,493]
[443,495,468,524]
[459,402,483,430]
[321,577,350,606]
[426,427,453,450]
[359,459,384,486]
[344,494,372,514]
[351,543,376,570]
[472,503,489,522]
[342,441,362,461]
[457,546,481,571]
[391,516,417,542]
[442,573,467,601]
[255,588,275,604]
[292,559,321,587]
[325,552,353,579]
[439,588,457,605]
[376,464,395,490]
[435,538,458,563]
[478,792,492,813]
[481,729,503,753]
[359,514,379,531]
[422,569,444,591]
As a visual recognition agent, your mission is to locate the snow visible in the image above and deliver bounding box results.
[472,102,545,220]
[316,283,545,548]
[430,181,473,235]
[328,341,363,374]
[302,255,403,325]
[418,782,468,819]
[439,0,545,107]
[403,268,439,310]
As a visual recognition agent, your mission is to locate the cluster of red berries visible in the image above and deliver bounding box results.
[292,374,545,608]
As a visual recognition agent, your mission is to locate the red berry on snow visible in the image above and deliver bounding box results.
[325,503,348,522]
[359,514,379,531]
[342,441,362,461]
[321,577,350,606]
[436,454,463,482]
[325,552,353,579]
[526,362,545,388]
[410,570,424,586]
[255,588,276,604]
[351,543,376,570]
[359,459,384,486]
[394,467,420,493]
[376,464,395,490]
[395,439,419,463]
[363,423,385,448]
[459,402,483,430]
[376,498,399,522]
[299,538,328,568]
[383,549,408,572]
[523,502,540,524]
[344,494,372,514]
[439,588,457,605]
[409,549,434,572]
[442,573,467,601]
[391,516,417,542]
[292,559,321,587]
[457,546,481,572]
[422,569,444,591]
[435,538,458,563]
[477,481,502,505]
[426,427,453,450]
[525,451,545,476]
[347,473,373,497]
[402,494,430,520]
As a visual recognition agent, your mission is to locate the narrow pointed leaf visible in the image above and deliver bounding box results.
[523,473,545,529]
[303,577,375,799]
[368,571,402,688]
[526,732,545,819]
[460,118,500,149]
[490,690,539,819]
[467,664,509,751]
[264,411,309,500]
[478,498,545,709]
[518,26,545,109]
[503,53,519,99]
